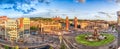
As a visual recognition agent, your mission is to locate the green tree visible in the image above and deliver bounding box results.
[60,44,66,49]
[15,46,19,49]
[12,47,15,49]
[30,26,38,30]
[49,46,54,49]
[5,45,9,49]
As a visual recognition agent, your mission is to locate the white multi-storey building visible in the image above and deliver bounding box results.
[5,19,18,41]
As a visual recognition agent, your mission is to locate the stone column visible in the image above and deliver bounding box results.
[74,17,78,29]
[66,16,69,31]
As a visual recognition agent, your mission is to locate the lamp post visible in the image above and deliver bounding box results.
[58,32,62,44]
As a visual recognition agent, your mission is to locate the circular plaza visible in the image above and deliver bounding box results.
[75,33,115,46]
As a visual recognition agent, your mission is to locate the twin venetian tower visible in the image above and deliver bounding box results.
[65,16,78,31]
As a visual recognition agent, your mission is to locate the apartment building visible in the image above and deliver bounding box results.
[17,18,30,38]
[5,19,18,41]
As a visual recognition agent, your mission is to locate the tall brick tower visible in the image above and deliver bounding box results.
[66,16,69,31]
[74,17,78,29]
[117,11,120,26]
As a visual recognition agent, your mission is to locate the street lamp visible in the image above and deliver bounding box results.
[58,32,62,44]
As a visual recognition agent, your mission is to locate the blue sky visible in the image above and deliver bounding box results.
[0,0,120,21]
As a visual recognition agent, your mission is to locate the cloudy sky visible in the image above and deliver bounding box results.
[0,0,120,21]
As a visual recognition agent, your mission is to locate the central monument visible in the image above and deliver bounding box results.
[85,23,107,41]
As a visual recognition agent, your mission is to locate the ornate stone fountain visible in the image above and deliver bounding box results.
[85,23,107,41]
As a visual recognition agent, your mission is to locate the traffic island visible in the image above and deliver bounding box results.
[75,33,117,49]
[75,33,115,46]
